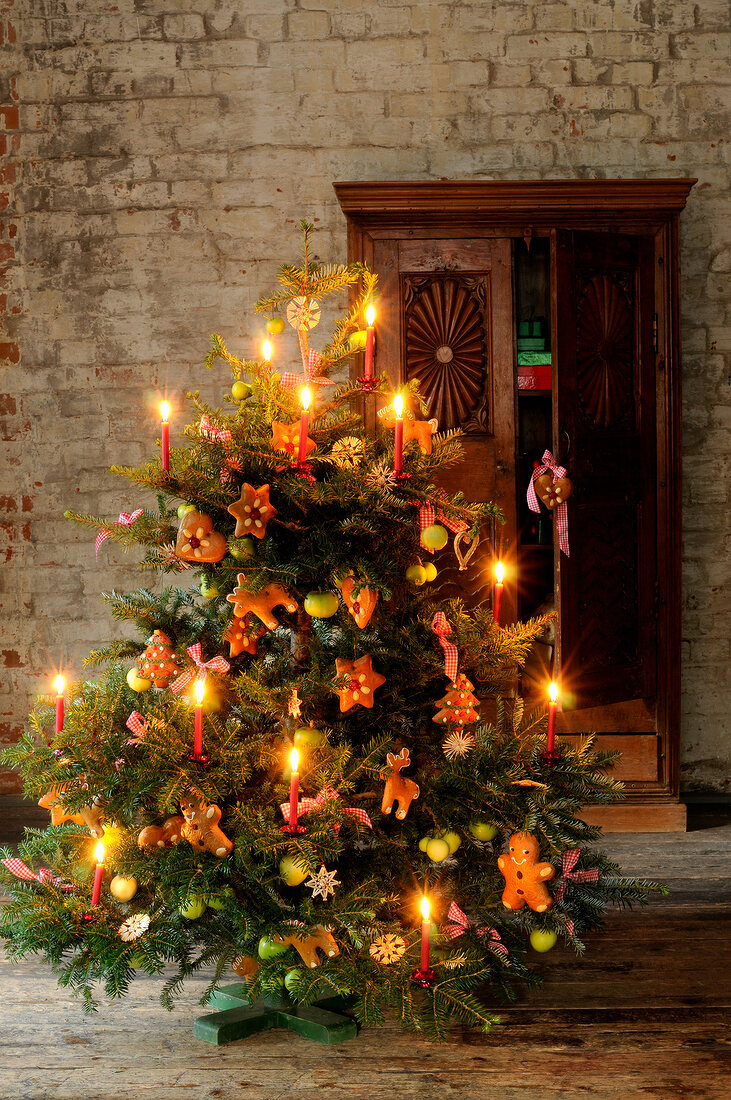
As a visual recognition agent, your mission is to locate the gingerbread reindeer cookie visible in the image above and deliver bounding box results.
[497,831,555,913]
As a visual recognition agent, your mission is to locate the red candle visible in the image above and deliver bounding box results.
[160,401,170,472]
[546,681,559,753]
[298,386,311,463]
[91,841,105,906]
[262,339,273,370]
[419,896,431,972]
[54,675,65,735]
[193,679,204,756]
[393,394,404,474]
[493,561,504,624]
[364,304,375,380]
[288,748,300,829]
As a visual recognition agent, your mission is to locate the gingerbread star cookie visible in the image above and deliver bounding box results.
[227,483,277,539]
[226,574,298,630]
[225,613,266,657]
[272,422,316,458]
[340,575,378,628]
[334,654,386,712]
[176,511,227,563]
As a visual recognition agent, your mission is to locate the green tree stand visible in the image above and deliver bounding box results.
[194,983,358,1045]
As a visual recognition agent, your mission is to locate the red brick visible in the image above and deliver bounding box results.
[0,342,19,362]
[0,395,16,414]
[0,105,19,129]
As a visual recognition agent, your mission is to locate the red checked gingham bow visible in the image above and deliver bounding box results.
[432,611,458,680]
[2,857,74,891]
[279,786,372,831]
[280,349,334,390]
[171,644,230,694]
[125,711,148,745]
[442,902,508,956]
[418,494,468,553]
[527,449,570,557]
[554,849,599,904]
[199,414,232,443]
[95,509,144,555]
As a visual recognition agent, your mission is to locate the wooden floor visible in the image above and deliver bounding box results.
[1,800,729,1100]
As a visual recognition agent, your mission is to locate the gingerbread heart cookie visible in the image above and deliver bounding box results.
[534,473,573,510]
[176,511,227,563]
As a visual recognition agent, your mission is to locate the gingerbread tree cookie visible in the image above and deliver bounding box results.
[433,673,480,727]
[497,831,555,913]
[136,630,182,689]
[227,483,277,539]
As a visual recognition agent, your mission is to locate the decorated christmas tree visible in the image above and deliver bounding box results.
[0,223,663,1042]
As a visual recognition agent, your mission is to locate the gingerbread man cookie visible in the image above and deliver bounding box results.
[226,575,298,630]
[497,832,555,913]
[179,789,233,858]
[227,483,277,539]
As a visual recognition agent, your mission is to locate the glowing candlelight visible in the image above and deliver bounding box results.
[393,393,404,474]
[493,561,504,624]
[364,304,375,380]
[91,841,105,906]
[288,747,300,829]
[261,339,273,366]
[298,386,311,463]
[193,679,205,757]
[160,401,170,472]
[546,681,559,753]
[419,896,431,972]
[54,674,65,735]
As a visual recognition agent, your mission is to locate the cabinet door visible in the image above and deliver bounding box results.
[554,230,658,723]
[372,237,517,615]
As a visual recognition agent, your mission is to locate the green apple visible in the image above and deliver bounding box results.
[293,726,326,748]
[304,591,340,618]
[421,524,448,551]
[258,934,290,960]
[177,503,196,519]
[284,967,303,992]
[440,830,462,854]
[266,317,285,335]
[180,896,207,920]
[529,929,558,953]
[349,329,367,351]
[424,562,438,582]
[418,836,430,853]
[405,564,427,586]
[126,667,152,693]
[231,379,251,402]
[279,856,309,886]
[425,837,450,862]
[206,887,234,911]
[128,953,146,969]
[110,875,138,902]
[199,575,219,600]
[230,537,255,560]
[469,822,499,842]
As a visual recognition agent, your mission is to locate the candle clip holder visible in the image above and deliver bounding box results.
[289,461,315,483]
[184,751,212,769]
[392,471,411,488]
[539,749,561,768]
[82,910,100,924]
[280,823,307,836]
[411,966,436,989]
[357,375,378,392]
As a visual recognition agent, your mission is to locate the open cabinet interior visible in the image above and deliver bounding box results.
[334,179,694,830]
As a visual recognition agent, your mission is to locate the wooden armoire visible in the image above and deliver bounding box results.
[334,179,695,832]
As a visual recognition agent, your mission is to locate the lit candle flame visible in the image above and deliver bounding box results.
[548,681,559,705]
[262,339,273,363]
[495,561,504,585]
[54,674,65,696]
[194,679,205,706]
[94,841,105,864]
[394,394,403,419]
[289,747,299,773]
[301,386,311,411]
[160,401,170,423]
[420,896,430,922]
[365,304,375,327]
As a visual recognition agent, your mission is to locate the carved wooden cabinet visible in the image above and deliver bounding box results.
[334,179,695,832]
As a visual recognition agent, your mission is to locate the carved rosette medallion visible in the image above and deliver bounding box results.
[403,276,488,431]
[575,273,634,428]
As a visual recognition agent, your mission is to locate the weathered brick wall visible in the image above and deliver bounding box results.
[1,0,728,793]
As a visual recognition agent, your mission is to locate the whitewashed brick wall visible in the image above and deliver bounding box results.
[1,0,728,792]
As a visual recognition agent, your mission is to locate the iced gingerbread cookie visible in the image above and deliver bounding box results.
[497,831,555,913]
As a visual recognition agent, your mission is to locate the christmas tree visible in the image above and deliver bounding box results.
[0,223,663,1042]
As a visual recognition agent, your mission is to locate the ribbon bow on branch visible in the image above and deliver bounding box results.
[2,857,74,891]
[431,611,458,681]
[171,644,230,694]
[281,349,334,390]
[95,509,144,555]
[442,902,508,956]
[279,786,372,831]
[199,414,232,443]
[125,711,148,745]
[554,849,599,904]
[418,494,468,553]
[527,449,570,557]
